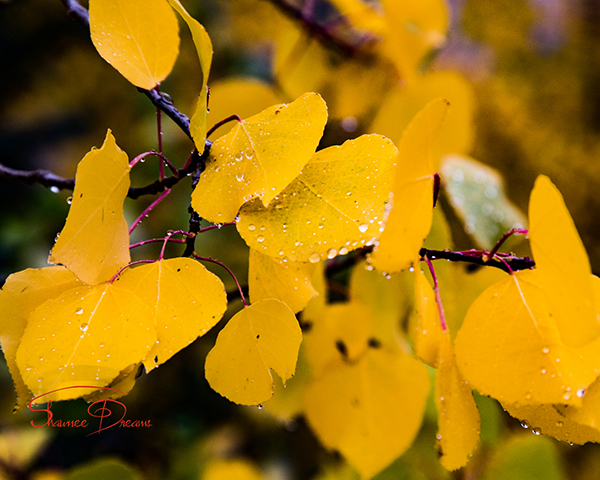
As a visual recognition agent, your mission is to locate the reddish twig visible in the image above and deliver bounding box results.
[129,188,172,234]
[193,253,248,307]
[424,256,447,332]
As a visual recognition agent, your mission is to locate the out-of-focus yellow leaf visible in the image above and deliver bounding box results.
[203,459,265,480]
[414,268,443,367]
[370,98,449,273]
[48,130,130,286]
[205,299,302,405]
[441,155,527,249]
[207,79,281,137]
[454,269,600,407]
[435,333,480,471]
[0,267,81,409]
[379,0,448,81]
[89,0,179,89]
[529,175,599,347]
[113,258,227,371]
[167,0,213,148]
[16,282,155,400]
[301,262,326,324]
[238,134,397,262]
[303,303,374,377]
[369,71,474,159]
[248,250,317,314]
[82,362,141,403]
[192,93,328,223]
[304,345,430,479]
[0,427,51,470]
[63,458,142,480]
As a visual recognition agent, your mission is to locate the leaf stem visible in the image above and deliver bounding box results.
[129,188,171,235]
[206,115,242,138]
[159,230,192,260]
[193,253,248,307]
[485,228,529,262]
[109,259,156,284]
[423,256,447,332]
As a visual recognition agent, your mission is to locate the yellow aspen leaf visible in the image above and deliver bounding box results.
[167,0,213,148]
[328,0,385,34]
[348,261,411,344]
[369,71,474,160]
[370,98,449,273]
[303,346,430,479]
[529,175,599,347]
[414,268,443,367]
[203,459,265,480]
[82,362,142,403]
[204,299,302,405]
[303,303,374,377]
[379,0,448,81]
[113,258,227,371]
[0,267,81,409]
[238,134,397,262]
[248,250,317,314]
[207,79,281,137]
[16,282,156,401]
[435,333,480,471]
[89,0,179,89]
[301,262,326,324]
[192,92,328,223]
[454,269,600,407]
[502,402,600,445]
[48,130,131,286]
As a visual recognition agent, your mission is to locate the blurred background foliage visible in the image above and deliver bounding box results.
[2,0,600,478]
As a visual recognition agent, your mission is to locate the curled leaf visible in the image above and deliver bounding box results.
[48,130,131,285]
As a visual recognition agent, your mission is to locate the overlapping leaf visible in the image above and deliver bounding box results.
[192,92,328,223]
[370,98,449,273]
[89,0,180,89]
[455,269,600,406]
[529,175,599,347]
[435,333,481,471]
[48,130,130,286]
[304,345,429,479]
[0,267,81,408]
[238,134,397,262]
[248,250,317,314]
[205,299,302,405]
[413,267,443,366]
[167,0,213,148]
[113,258,227,371]
[16,281,156,401]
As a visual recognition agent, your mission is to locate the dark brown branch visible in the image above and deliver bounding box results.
[60,0,89,27]
[326,245,535,277]
[420,248,535,274]
[0,163,74,190]
[266,0,370,56]
[0,141,211,199]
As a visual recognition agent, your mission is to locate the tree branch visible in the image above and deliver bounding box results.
[0,141,211,199]
[421,248,535,274]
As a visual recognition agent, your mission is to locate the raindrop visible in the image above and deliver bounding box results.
[50,186,60,194]
[309,252,320,263]
[358,223,368,233]
[257,235,265,242]
[244,149,255,159]
[577,388,586,398]
[339,246,349,255]
[80,323,89,332]
[75,308,83,315]
[532,428,541,435]
[279,250,285,256]
[327,248,337,259]
[521,421,529,429]
[235,152,244,162]
[542,347,550,354]
[257,404,263,410]
[248,224,256,231]
[66,196,73,205]
[236,173,245,182]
